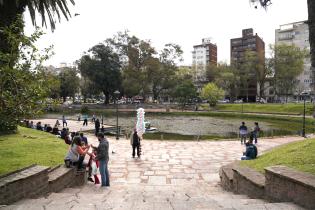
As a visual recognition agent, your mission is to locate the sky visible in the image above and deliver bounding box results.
[24,0,308,67]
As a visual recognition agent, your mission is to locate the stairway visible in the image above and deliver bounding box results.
[0,182,305,210]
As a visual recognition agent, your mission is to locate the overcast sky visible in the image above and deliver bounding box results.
[24,0,308,67]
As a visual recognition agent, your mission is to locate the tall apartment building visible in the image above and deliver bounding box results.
[192,38,217,91]
[230,28,265,102]
[275,21,311,96]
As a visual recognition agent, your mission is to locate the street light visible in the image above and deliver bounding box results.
[114,90,120,140]
[301,90,309,138]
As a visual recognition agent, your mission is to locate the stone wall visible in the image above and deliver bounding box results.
[220,164,315,209]
[48,165,86,193]
[0,164,86,205]
[219,162,236,191]
[0,165,50,205]
[265,166,315,210]
[232,165,265,199]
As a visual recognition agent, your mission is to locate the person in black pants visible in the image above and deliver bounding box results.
[95,119,100,136]
[130,130,141,158]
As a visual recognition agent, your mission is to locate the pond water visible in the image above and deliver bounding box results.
[43,114,297,138]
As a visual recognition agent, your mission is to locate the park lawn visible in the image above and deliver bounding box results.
[0,126,68,175]
[241,139,315,176]
[214,103,314,115]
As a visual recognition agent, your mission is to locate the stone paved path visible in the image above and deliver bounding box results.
[4,119,306,209]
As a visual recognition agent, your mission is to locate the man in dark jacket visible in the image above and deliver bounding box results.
[130,129,141,158]
[95,119,100,136]
[95,132,110,187]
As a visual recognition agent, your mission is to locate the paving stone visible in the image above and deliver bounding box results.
[148,176,166,185]
[4,126,305,209]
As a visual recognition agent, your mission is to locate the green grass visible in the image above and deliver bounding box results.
[0,126,68,175]
[241,139,315,175]
[214,103,314,115]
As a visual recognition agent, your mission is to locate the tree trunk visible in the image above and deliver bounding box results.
[104,91,110,104]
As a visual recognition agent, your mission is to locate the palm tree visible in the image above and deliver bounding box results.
[0,0,75,55]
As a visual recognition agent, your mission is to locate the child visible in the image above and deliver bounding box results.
[88,148,100,184]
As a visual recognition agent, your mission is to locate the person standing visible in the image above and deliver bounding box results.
[83,115,88,126]
[130,129,141,158]
[253,122,260,144]
[77,114,81,122]
[94,132,110,187]
[92,114,96,123]
[239,122,248,144]
[62,115,67,127]
[95,119,100,136]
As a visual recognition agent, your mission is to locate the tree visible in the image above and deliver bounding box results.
[43,71,60,99]
[150,44,183,100]
[80,77,100,103]
[0,18,54,133]
[78,43,122,104]
[59,67,79,102]
[270,44,307,102]
[172,80,197,110]
[201,83,225,107]
[107,32,156,99]
[206,63,220,82]
[214,63,240,101]
[0,0,75,59]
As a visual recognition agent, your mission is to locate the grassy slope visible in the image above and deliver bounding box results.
[0,127,68,175]
[215,103,314,115]
[241,139,315,175]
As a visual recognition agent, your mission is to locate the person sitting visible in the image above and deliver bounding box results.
[36,122,43,131]
[80,133,88,145]
[52,125,60,135]
[64,136,90,169]
[29,121,35,129]
[241,135,258,160]
[61,128,71,145]
[46,124,53,133]
[54,120,60,127]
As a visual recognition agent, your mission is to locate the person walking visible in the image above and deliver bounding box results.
[92,114,96,123]
[95,119,100,136]
[253,122,260,144]
[62,115,67,127]
[130,129,141,158]
[94,132,110,187]
[239,122,248,144]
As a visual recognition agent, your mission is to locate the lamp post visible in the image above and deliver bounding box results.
[241,98,244,114]
[301,91,309,138]
[114,90,120,140]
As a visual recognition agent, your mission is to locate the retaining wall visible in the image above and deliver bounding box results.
[219,164,315,209]
[0,164,86,205]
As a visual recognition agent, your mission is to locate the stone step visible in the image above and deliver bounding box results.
[1,201,304,210]
[222,202,305,210]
